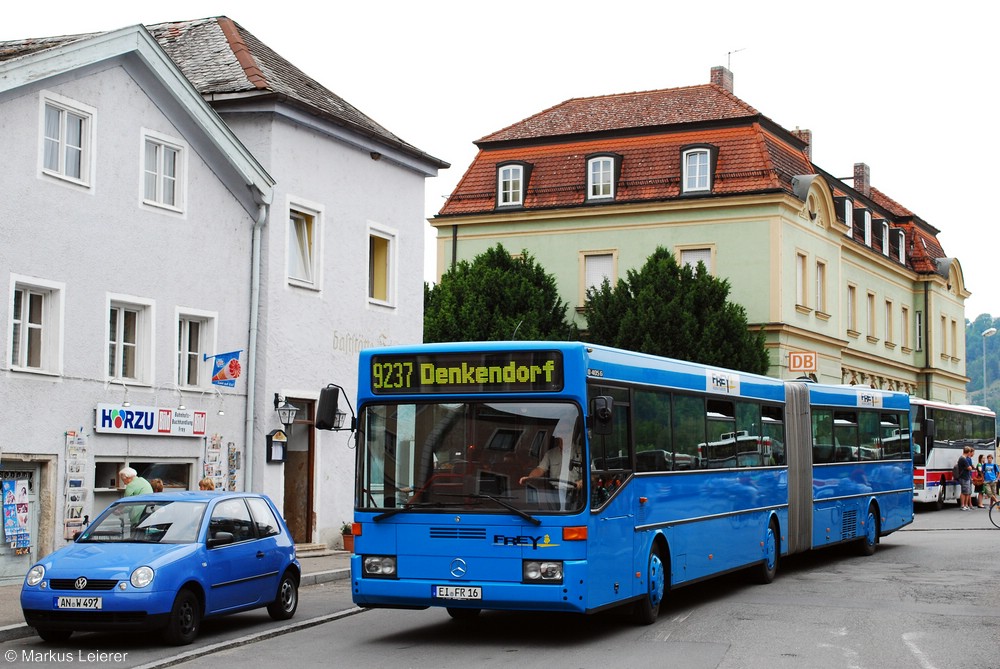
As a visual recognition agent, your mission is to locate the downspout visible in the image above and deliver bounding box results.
[451,224,458,272]
[244,203,268,490]
[923,280,931,399]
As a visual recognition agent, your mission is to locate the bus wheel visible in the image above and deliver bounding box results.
[934,486,945,511]
[446,607,480,621]
[857,505,879,556]
[633,545,665,625]
[752,519,780,584]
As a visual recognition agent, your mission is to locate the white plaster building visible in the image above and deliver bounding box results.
[0,17,445,580]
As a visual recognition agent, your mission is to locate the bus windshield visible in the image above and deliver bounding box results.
[358,401,585,515]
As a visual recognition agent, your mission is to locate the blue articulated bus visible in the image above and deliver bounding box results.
[323,341,913,623]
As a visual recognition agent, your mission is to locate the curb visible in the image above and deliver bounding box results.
[0,568,352,643]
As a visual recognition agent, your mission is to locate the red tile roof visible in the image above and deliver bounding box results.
[478,84,759,143]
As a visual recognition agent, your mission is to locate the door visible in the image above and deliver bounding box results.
[283,399,315,543]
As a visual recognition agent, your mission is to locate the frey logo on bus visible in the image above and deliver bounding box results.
[707,370,740,395]
[857,391,883,408]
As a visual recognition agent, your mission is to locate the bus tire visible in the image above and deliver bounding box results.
[633,544,665,625]
[857,504,879,556]
[934,485,945,511]
[752,519,780,584]
[446,607,480,621]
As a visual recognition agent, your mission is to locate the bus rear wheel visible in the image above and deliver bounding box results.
[857,504,879,556]
[633,545,665,625]
[752,519,779,584]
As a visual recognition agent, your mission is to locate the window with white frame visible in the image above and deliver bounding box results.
[682,148,711,193]
[498,164,524,207]
[815,261,827,313]
[951,319,958,357]
[108,297,152,382]
[41,93,95,185]
[881,222,890,256]
[587,156,615,200]
[867,293,876,338]
[901,306,910,349]
[897,230,906,264]
[795,253,807,307]
[177,317,203,387]
[10,278,64,374]
[679,247,713,273]
[915,310,923,350]
[939,316,947,358]
[847,285,857,332]
[368,227,395,305]
[885,299,894,343]
[143,132,185,210]
[581,252,615,304]
[863,211,872,246]
[288,207,319,286]
[843,198,853,237]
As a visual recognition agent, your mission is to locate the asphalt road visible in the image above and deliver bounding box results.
[3,505,997,669]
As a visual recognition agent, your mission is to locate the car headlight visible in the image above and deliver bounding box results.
[130,566,154,588]
[362,555,397,578]
[25,565,45,587]
[523,560,563,583]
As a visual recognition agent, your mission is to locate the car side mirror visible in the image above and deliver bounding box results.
[207,531,235,548]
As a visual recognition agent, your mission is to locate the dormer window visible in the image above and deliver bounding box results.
[587,155,618,201]
[880,222,890,256]
[897,230,906,265]
[497,162,531,208]
[863,211,872,246]
[681,145,716,193]
[842,197,853,237]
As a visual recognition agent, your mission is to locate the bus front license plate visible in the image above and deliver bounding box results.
[433,585,482,600]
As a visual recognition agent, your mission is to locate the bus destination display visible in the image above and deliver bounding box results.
[371,351,563,394]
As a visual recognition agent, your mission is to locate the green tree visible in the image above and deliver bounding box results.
[585,246,770,374]
[424,244,578,342]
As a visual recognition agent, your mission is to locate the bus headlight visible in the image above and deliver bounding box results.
[362,555,397,578]
[522,560,563,583]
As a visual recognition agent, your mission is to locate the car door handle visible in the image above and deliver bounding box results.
[256,551,265,559]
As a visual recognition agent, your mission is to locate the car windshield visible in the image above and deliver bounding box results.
[78,501,207,544]
[358,401,585,515]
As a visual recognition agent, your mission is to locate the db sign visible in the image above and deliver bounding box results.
[788,351,817,373]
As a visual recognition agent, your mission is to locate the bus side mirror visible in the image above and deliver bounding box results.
[317,384,355,431]
[590,396,613,436]
[925,418,935,440]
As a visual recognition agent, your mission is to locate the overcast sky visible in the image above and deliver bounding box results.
[6,1,998,320]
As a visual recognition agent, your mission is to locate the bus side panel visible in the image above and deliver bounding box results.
[631,468,788,587]
[811,461,913,548]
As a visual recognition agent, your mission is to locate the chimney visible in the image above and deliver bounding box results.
[853,163,871,197]
[791,128,812,161]
[710,66,734,93]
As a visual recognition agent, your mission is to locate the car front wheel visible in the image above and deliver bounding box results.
[162,589,201,646]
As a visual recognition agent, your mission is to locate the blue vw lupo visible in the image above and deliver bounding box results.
[20,491,300,645]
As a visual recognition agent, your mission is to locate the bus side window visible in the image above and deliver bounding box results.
[634,389,671,472]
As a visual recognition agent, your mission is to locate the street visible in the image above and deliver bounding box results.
[3,507,998,669]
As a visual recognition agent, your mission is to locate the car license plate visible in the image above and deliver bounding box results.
[56,596,103,609]
[433,585,482,600]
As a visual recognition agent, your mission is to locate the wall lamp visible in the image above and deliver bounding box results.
[118,378,131,407]
[274,393,300,432]
[316,383,356,431]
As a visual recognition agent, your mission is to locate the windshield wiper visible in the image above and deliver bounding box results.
[373,502,446,521]
[466,493,541,526]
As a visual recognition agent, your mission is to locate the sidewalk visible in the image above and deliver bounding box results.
[0,549,352,642]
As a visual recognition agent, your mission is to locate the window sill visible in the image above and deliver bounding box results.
[795,304,812,315]
[846,329,860,339]
[866,336,880,345]
[367,298,395,310]
[884,341,897,350]
[287,278,321,292]
[900,346,913,354]
[10,366,61,377]
[141,199,184,215]
[815,311,831,321]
